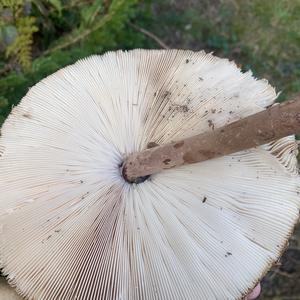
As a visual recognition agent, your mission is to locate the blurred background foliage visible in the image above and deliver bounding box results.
[0,0,300,299]
[1,0,300,126]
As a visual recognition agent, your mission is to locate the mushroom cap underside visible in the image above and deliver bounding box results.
[0,49,299,300]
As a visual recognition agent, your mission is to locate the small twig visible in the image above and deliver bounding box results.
[44,0,128,55]
[44,13,112,55]
[123,93,300,183]
[128,22,169,49]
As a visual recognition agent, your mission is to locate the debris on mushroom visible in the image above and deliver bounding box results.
[0,49,299,300]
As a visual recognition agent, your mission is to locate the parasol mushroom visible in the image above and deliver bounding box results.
[0,49,299,300]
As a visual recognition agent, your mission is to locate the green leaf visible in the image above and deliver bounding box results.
[80,0,103,26]
[48,0,62,16]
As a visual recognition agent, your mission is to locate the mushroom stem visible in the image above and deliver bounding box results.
[123,93,300,183]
